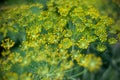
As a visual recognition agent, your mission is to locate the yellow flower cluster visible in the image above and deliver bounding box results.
[59,38,73,49]
[1,38,15,50]
[72,53,102,72]
[26,26,41,41]
[0,0,118,79]
[97,44,107,52]
[77,37,90,49]
[108,38,117,45]
[3,72,33,80]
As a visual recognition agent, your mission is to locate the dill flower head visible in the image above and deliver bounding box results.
[76,53,102,72]
[77,37,90,49]
[108,37,117,45]
[84,54,103,72]
[97,44,107,52]
[1,38,15,50]
[8,52,23,64]
[20,73,33,80]
[76,54,86,67]
[59,38,73,49]
[3,72,18,80]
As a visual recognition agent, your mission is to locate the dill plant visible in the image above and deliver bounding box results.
[0,0,119,80]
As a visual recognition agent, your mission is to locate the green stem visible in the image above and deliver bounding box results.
[68,69,84,79]
[72,45,75,52]
[83,69,88,80]
[64,66,79,73]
